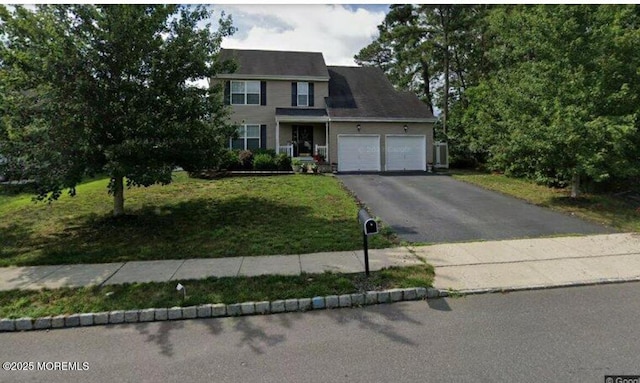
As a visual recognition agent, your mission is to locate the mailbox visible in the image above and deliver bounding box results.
[358,209,378,235]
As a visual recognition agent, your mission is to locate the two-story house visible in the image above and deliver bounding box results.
[217,48,436,172]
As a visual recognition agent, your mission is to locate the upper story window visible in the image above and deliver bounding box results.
[291,81,314,107]
[297,82,309,107]
[231,80,260,105]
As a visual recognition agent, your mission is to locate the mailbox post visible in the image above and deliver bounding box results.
[358,208,378,276]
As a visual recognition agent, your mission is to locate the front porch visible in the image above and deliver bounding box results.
[275,108,329,162]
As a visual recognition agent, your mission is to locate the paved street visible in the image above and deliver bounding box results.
[339,174,615,243]
[2,283,639,382]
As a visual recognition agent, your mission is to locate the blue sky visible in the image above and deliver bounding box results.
[216,4,390,66]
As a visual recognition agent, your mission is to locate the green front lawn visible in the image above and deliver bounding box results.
[0,265,434,319]
[0,173,396,266]
[451,170,640,232]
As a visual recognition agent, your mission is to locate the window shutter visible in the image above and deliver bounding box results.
[260,81,267,105]
[309,83,314,107]
[224,81,230,105]
[260,124,267,149]
[291,82,297,106]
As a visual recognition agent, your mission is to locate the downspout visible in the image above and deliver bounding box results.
[275,118,280,154]
[325,121,329,163]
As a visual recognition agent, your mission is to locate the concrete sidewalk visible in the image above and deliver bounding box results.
[1,233,638,293]
[0,248,422,291]
[417,232,640,293]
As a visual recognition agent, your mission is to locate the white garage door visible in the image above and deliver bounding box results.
[385,135,426,171]
[338,135,381,172]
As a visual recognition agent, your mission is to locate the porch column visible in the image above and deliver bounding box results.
[275,119,280,153]
[325,121,329,163]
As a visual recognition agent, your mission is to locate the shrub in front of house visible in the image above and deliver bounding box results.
[274,153,292,171]
[238,150,254,170]
[252,148,277,158]
[253,153,278,171]
[218,150,240,171]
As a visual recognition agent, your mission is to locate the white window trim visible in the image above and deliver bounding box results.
[230,124,261,150]
[231,80,260,105]
[297,81,309,107]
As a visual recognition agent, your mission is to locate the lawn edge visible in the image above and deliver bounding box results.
[0,286,437,332]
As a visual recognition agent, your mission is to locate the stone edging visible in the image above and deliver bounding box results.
[0,287,443,332]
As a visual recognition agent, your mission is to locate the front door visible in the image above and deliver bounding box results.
[292,125,314,157]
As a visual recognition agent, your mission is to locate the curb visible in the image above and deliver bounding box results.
[436,276,640,297]
[0,287,438,333]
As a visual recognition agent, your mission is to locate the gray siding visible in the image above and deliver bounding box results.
[221,79,329,149]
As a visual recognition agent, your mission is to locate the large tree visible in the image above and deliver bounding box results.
[0,5,236,215]
[463,5,640,196]
[355,5,491,132]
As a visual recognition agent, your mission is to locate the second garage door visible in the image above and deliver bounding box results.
[385,135,426,171]
[337,135,381,172]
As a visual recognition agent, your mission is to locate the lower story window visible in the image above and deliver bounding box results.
[231,124,260,150]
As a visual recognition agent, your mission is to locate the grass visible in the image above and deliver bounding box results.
[0,172,397,266]
[450,170,640,232]
[0,265,434,319]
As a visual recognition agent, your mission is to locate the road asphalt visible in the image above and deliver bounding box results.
[0,233,638,296]
[1,283,639,383]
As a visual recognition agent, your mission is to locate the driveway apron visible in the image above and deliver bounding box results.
[338,174,614,243]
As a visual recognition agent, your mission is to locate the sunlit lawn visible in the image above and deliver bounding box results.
[0,173,397,266]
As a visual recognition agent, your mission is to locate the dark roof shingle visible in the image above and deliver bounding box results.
[220,49,330,79]
[326,66,434,120]
[276,108,327,117]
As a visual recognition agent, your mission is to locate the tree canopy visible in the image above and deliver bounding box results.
[0,5,236,215]
[357,5,640,195]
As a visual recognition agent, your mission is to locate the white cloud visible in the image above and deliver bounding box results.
[215,5,387,66]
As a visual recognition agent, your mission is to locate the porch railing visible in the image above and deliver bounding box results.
[278,144,294,157]
[315,145,327,159]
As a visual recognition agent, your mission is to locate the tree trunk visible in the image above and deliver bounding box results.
[570,171,580,198]
[113,175,125,217]
[420,59,434,115]
[441,7,450,138]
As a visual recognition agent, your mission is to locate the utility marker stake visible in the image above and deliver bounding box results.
[176,283,186,301]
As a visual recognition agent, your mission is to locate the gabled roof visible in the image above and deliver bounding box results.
[219,49,330,81]
[326,66,435,121]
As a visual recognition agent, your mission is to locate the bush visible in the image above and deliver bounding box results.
[252,148,277,157]
[238,150,254,170]
[274,153,292,171]
[253,153,277,171]
[218,150,240,170]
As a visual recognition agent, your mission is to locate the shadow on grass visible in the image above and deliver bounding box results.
[548,195,602,209]
[0,196,389,266]
[549,194,639,228]
[0,223,40,268]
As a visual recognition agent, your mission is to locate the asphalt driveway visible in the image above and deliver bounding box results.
[338,173,615,243]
